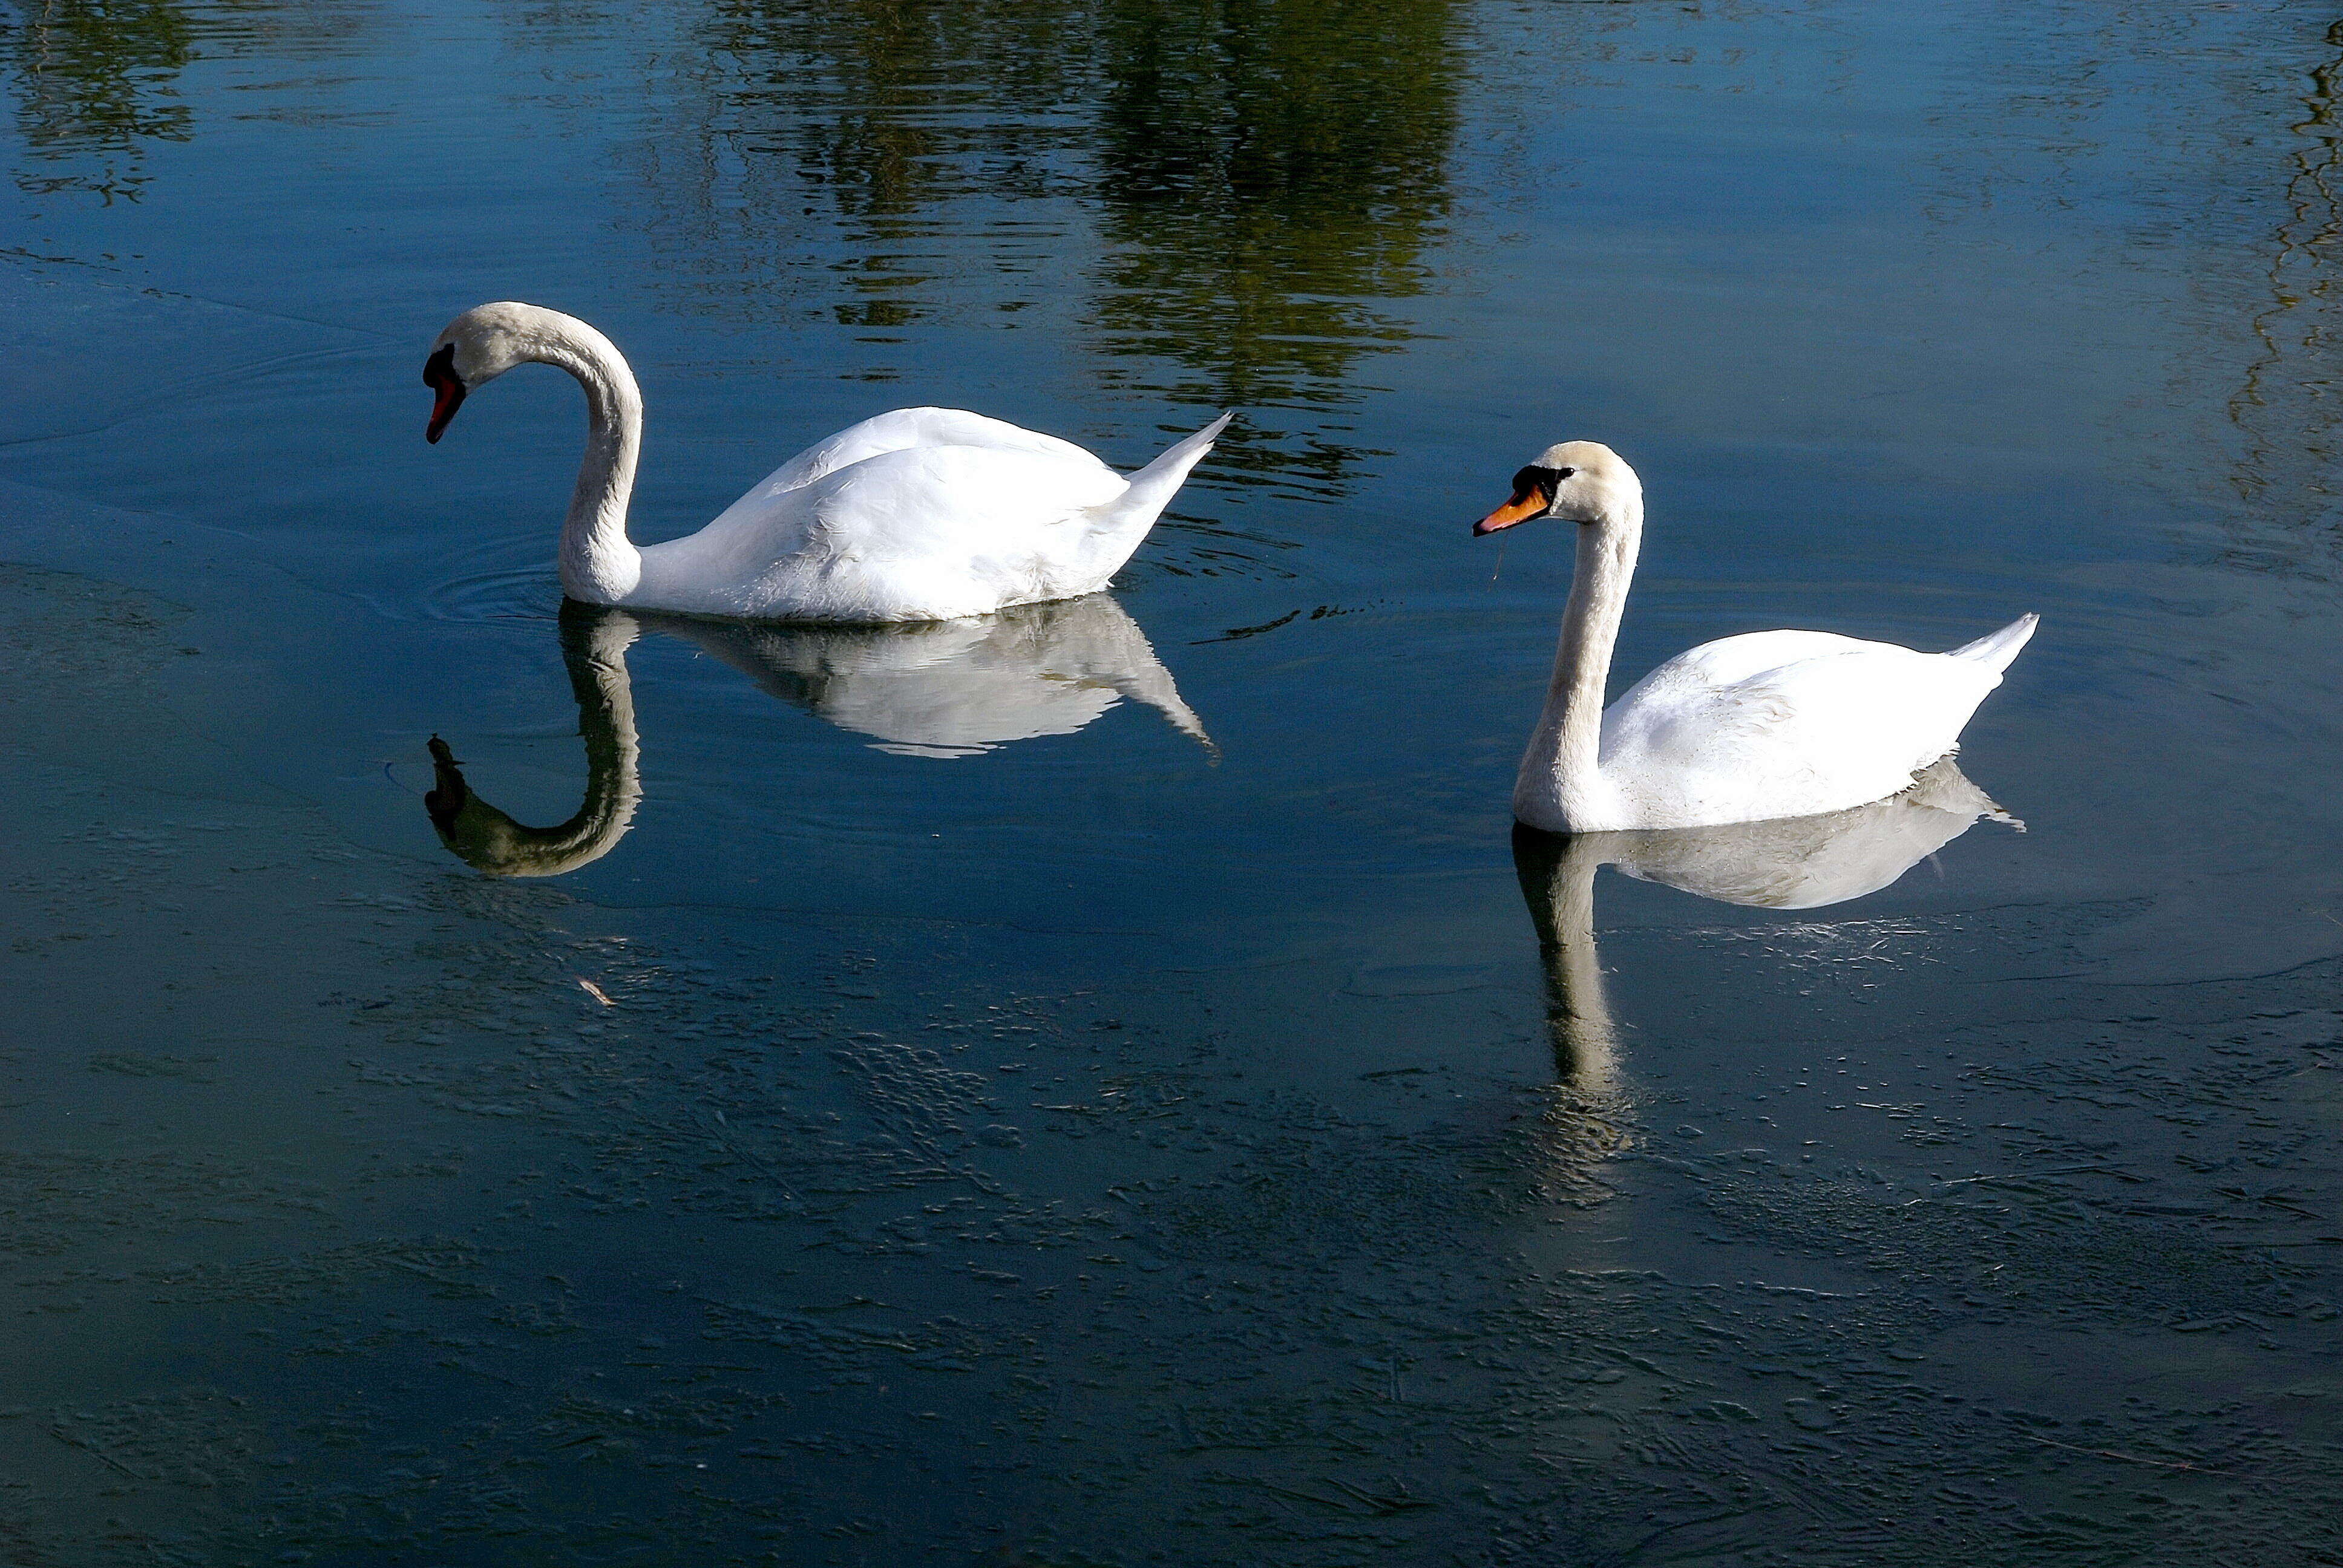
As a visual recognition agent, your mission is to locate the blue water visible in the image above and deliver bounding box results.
[4,0,2342,1561]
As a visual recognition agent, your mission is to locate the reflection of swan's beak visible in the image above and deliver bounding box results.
[422,734,471,829]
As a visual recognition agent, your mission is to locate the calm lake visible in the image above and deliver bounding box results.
[4,0,2342,1561]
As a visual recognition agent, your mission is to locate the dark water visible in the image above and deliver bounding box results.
[4,0,2342,1561]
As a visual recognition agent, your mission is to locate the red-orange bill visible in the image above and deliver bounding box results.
[1473,489,1547,536]
[423,343,466,443]
[425,376,466,443]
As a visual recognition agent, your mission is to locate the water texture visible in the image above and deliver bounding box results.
[2,0,2342,1562]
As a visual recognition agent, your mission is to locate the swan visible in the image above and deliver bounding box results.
[421,301,1233,623]
[425,595,1211,875]
[1474,441,2037,833]
[1511,758,2013,1083]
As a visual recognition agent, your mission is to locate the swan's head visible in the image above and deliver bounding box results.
[422,301,563,443]
[1473,440,1639,535]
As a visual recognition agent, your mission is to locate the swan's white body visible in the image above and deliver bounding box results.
[424,303,1230,624]
[1478,442,2036,833]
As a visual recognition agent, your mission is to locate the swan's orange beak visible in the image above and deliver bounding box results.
[1473,485,1548,537]
[424,344,467,444]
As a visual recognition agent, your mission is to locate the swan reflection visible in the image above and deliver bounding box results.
[426,595,1210,875]
[634,595,1213,760]
[1511,759,2016,1086]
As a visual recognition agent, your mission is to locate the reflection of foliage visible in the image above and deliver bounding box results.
[1,0,195,201]
[2227,19,2343,547]
[2,0,369,203]
[647,0,1098,332]
[629,0,1462,488]
[703,0,1093,221]
[1089,0,1461,421]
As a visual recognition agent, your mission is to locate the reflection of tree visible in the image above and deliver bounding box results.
[626,0,1461,484]
[1088,0,1463,446]
[1,0,195,201]
[630,0,1095,331]
[2227,19,2343,548]
[3,0,371,203]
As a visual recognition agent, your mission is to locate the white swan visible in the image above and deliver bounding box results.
[422,301,1232,623]
[1475,441,2037,833]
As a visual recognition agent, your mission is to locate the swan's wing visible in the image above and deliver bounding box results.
[722,407,1116,514]
[802,443,1129,552]
[1602,634,2005,823]
[1622,629,1883,693]
[643,445,1130,621]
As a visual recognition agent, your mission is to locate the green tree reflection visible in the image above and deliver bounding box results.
[657,0,1096,333]
[2227,18,2343,559]
[654,0,1461,480]
[1087,0,1462,428]
[1,0,195,202]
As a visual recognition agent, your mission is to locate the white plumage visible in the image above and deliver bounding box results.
[422,302,1230,624]
[1475,440,2035,832]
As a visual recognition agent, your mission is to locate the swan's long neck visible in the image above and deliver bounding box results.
[537,327,644,604]
[1513,489,1643,831]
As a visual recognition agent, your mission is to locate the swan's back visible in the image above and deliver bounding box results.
[715,407,1116,523]
[640,442,1129,621]
[1598,623,2027,829]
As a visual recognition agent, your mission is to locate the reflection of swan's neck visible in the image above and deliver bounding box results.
[535,321,644,604]
[1515,492,1642,829]
[1513,826,1619,1089]
[425,605,644,876]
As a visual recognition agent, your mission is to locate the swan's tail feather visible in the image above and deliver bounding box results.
[1102,411,1234,528]
[1948,612,2037,675]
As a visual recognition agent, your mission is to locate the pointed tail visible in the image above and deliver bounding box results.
[1948,612,2037,676]
[1102,411,1234,528]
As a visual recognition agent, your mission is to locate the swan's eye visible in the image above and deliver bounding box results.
[1515,465,1573,502]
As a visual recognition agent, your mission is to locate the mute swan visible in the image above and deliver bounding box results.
[422,301,1232,624]
[1475,442,2036,833]
[425,595,1211,875]
[1511,758,2012,1083]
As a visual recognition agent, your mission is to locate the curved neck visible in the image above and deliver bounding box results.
[534,325,644,604]
[424,605,643,876]
[1514,491,1643,829]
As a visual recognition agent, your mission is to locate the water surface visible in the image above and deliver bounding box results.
[4,0,2342,1561]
